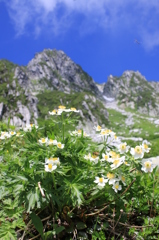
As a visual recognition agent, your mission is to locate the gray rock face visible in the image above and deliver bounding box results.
[0,103,4,120]
[100,70,159,116]
[0,49,106,127]
[26,49,101,97]
[1,50,159,129]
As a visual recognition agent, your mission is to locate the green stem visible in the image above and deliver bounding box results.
[52,172,56,190]
[62,112,65,143]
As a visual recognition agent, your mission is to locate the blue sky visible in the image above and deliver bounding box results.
[0,0,159,83]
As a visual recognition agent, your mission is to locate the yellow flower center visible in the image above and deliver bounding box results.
[114,135,117,139]
[41,138,46,143]
[115,184,119,189]
[112,153,120,159]
[121,176,125,182]
[78,130,81,134]
[135,146,142,154]
[107,173,115,179]
[101,129,110,135]
[10,131,14,135]
[49,139,54,143]
[30,124,33,127]
[71,108,76,111]
[57,143,62,148]
[120,144,126,150]
[143,144,148,149]
[99,178,103,183]
[92,155,97,159]
[58,105,66,109]
[52,109,57,113]
[48,163,52,169]
[113,160,120,165]
[145,162,151,168]
[104,155,109,160]
[125,161,128,165]
[97,125,101,130]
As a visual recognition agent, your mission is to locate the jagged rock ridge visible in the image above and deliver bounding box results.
[0,49,108,128]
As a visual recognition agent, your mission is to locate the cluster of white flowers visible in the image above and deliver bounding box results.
[93,136,156,192]
[94,125,115,136]
[130,140,151,160]
[23,124,38,132]
[70,129,89,137]
[84,153,99,164]
[49,106,80,115]
[38,137,64,149]
[0,131,17,139]
[94,172,123,193]
[94,125,120,146]
[45,157,60,172]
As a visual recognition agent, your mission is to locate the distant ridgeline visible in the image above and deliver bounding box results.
[0,49,159,129]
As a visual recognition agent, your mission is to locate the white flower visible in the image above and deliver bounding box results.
[49,109,62,115]
[38,137,48,144]
[70,130,78,136]
[100,129,115,137]
[141,142,151,153]
[113,135,119,142]
[23,124,38,131]
[143,140,151,146]
[9,131,16,136]
[84,153,91,160]
[110,156,125,170]
[108,151,120,160]
[130,146,144,159]
[101,152,111,162]
[90,154,99,164]
[58,105,67,112]
[106,173,119,185]
[94,125,102,132]
[48,139,57,145]
[0,131,11,139]
[94,177,108,187]
[141,159,155,173]
[45,161,57,172]
[117,142,129,154]
[70,130,89,137]
[84,153,98,164]
[123,160,130,166]
[76,130,89,137]
[45,157,60,165]
[16,132,23,137]
[112,182,122,193]
[70,107,79,113]
[118,175,126,186]
[57,142,64,149]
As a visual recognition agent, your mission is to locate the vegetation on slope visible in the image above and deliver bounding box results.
[0,109,159,239]
[37,90,109,126]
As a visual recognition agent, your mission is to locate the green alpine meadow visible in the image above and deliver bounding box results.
[0,49,159,239]
[0,106,159,239]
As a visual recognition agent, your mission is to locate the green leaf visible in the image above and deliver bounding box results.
[76,222,87,230]
[54,226,65,234]
[16,175,28,181]
[0,231,17,240]
[30,212,44,238]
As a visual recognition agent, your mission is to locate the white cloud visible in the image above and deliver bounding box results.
[4,0,159,50]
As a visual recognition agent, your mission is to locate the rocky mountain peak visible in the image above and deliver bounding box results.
[0,49,107,128]
[101,70,159,116]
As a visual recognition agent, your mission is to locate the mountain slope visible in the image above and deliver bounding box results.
[0,49,108,128]
[101,71,159,116]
